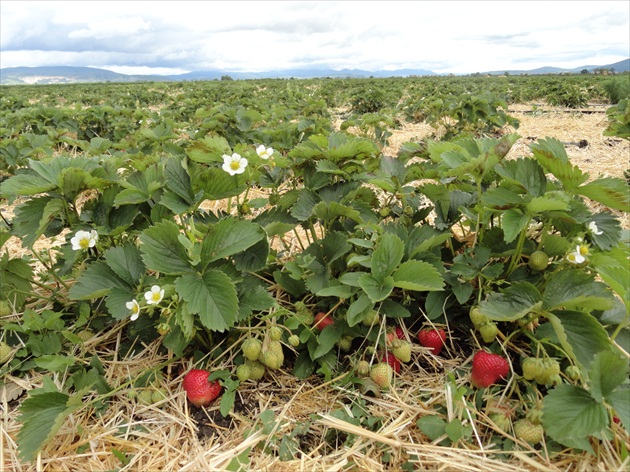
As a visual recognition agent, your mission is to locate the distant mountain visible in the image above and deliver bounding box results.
[0,66,166,85]
[1,59,628,85]
[482,58,629,76]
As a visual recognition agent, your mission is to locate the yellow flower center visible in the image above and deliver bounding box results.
[79,238,90,249]
[151,292,161,302]
[230,161,241,170]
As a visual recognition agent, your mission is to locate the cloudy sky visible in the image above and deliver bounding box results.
[1,1,628,75]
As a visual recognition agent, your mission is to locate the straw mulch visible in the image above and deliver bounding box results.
[2,104,630,471]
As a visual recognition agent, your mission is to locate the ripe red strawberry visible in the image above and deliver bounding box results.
[386,326,406,345]
[182,369,222,407]
[313,312,334,331]
[471,351,510,388]
[381,351,401,373]
[417,328,446,355]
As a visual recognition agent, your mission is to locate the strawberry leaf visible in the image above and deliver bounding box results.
[588,350,629,403]
[546,311,613,369]
[542,384,608,443]
[371,232,404,281]
[175,270,239,332]
[478,282,542,322]
[17,391,81,461]
[543,269,616,312]
[392,260,444,292]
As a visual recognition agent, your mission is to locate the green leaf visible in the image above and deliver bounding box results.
[105,287,136,320]
[577,177,630,212]
[417,416,448,442]
[480,187,524,209]
[526,192,570,215]
[12,196,57,247]
[187,136,231,164]
[175,270,239,332]
[494,157,547,197]
[34,355,76,371]
[588,350,629,403]
[346,294,373,327]
[310,324,343,360]
[316,283,357,299]
[358,273,394,303]
[607,386,630,431]
[195,167,246,200]
[542,384,608,442]
[103,244,145,286]
[392,260,444,292]
[502,209,529,244]
[139,220,192,275]
[543,269,615,312]
[547,311,614,369]
[164,156,194,204]
[17,391,80,461]
[371,232,404,281]
[69,261,127,300]
[290,189,320,221]
[0,174,56,197]
[479,282,542,321]
[233,237,269,272]
[531,138,588,191]
[200,218,265,266]
[313,201,362,224]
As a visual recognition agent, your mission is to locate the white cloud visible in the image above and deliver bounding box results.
[1,1,628,74]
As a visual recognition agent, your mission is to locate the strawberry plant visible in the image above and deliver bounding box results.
[1,75,628,465]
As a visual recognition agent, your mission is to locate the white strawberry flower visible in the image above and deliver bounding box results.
[126,299,141,321]
[588,221,603,235]
[256,145,274,160]
[566,244,589,265]
[222,153,248,175]
[144,285,164,305]
[70,230,98,251]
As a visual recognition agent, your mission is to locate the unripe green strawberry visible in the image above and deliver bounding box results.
[479,322,498,344]
[391,339,411,363]
[76,329,94,343]
[337,336,353,352]
[151,388,167,403]
[288,334,300,347]
[268,193,280,205]
[469,306,488,328]
[236,364,251,382]
[157,323,171,336]
[138,389,155,405]
[379,207,391,218]
[295,302,314,325]
[565,365,581,381]
[242,338,262,361]
[370,363,393,389]
[528,251,549,271]
[260,340,284,370]
[489,412,511,432]
[537,358,560,385]
[514,418,544,444]
[245,360,266,380]
[238,203,251,215]
[356,360,370,376]
[269,326,283,341]
[362,310,379,327]
[0,342,13,364]
[522,357,544,381]
[0,300,12,316]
